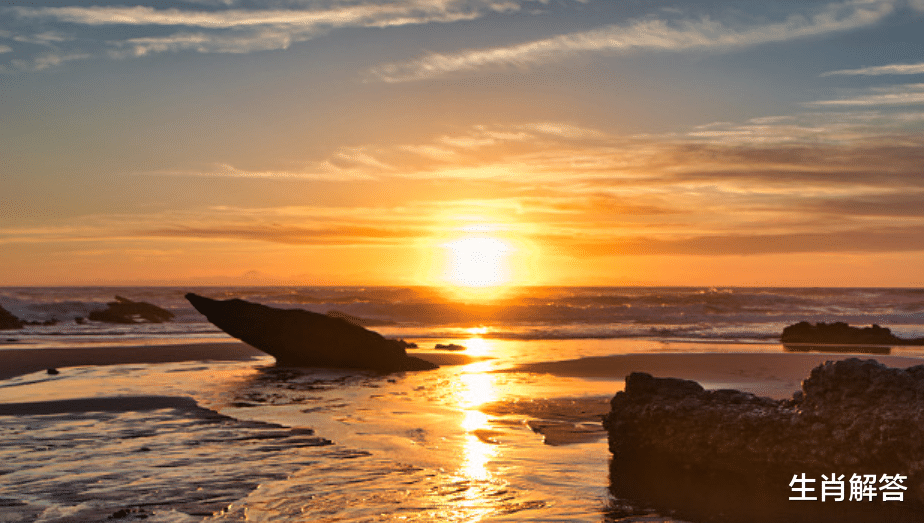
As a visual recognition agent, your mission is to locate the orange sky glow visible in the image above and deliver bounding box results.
[2,1,924,287]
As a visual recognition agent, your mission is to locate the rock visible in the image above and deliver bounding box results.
[88,296,174,324]
[46,368,59,375]
[781,321,924,345]
[603,359,924,522]
[0,306,23,330]
[434,343,466,351]
[325,310,396,327]
[185,293,437,372]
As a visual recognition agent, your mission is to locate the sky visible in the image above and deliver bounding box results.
[2,0,924,287]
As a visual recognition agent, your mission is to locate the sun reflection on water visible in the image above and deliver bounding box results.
[457,355,500,484]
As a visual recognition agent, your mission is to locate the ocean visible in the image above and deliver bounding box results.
[2,286,924,522]
[3,286,924,348]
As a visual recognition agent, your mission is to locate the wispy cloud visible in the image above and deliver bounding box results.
[7,3,497,29]
[138,162,378,181]
[807,83,924,106]
[0,51,91,72]
[370,0,899,82]
[822,61,924,76]
[2,0,543,67]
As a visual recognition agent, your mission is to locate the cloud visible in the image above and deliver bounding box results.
[807,83,924,106]
[2,1,544,65]
[1,51,92,72]
[138,162,378,181]
[547,224,924,257]
[8,4,485,29]
[370,0,899,82]
[822,61,924,76]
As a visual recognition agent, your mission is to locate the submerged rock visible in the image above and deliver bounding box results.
[603,358,924,522]
[0,306,23,330]
[88,296,174,324]
[781,321,924,346]
[185,293,436,372]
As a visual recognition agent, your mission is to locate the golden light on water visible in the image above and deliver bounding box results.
[458,359,499,482]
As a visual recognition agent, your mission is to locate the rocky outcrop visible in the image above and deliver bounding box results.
[603,359,924,522]
[185,293,436,372]
[88,296,174,324]
[781,321,924,346]
[325,310,396,327]
[0,306,24,330]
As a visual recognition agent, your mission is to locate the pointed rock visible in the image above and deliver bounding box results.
[185,293,436,372]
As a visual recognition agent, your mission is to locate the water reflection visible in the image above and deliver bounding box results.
[457,344,501,485]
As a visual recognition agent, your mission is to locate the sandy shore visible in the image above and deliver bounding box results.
[4,342,923,401]
[501,352,924,398]
[0,342,266,380]
[0,342,495,381]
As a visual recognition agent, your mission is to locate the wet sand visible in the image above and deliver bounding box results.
[0,342,266,380]
[501,352,924,399]
[0,342,494,381]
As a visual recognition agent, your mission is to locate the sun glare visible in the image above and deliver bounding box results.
[443,237,511,288]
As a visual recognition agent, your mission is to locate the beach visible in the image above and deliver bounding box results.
[3,286,924,521]
[4,335,924,522]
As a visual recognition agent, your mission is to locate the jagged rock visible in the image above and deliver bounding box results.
[603,359,924,522]
[434,343,466,351]
[325,310,396,327]
[185,293,436,372]
[88,296,174,324]
[0,306,23,330]
[782,321,924,346]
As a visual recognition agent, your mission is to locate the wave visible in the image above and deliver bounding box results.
[2,286,923,344]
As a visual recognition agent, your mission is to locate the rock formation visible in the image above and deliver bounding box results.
[603,359,924,522]
[88,296,174,324]
[185,293,436,372]
[781,321,924,346]
[325,310,396,327]
[0,305,23,330]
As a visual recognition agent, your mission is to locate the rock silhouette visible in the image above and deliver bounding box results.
[88,296,174,324]
[185,293,436,372]
[0,305,23,330]
[781,321,924,345]
[604,358,924,522]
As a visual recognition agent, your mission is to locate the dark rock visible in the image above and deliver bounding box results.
[185,293,437,372]
[0,306,23,330]
[434,343,466,351]
[781,321,924,346]
[88,296,174,324]
[108,507,147,519]
[325,310,396,327]
[603,359,924,522]
[46,368,59,375]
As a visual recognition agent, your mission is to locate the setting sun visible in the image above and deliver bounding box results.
[443,237,511,288]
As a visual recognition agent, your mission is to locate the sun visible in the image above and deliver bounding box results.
[443,236,511,288]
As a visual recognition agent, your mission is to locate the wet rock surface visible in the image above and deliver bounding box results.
[781,321,924,346]
[87,296,175,324]
[0,306,23,330]
[603,358,924,522]
[186,293,436,372]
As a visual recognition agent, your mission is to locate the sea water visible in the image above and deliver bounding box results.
[2,287,924,522]
[2,286,924,348]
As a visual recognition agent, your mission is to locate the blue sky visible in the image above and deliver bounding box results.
[2,0,924,286]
